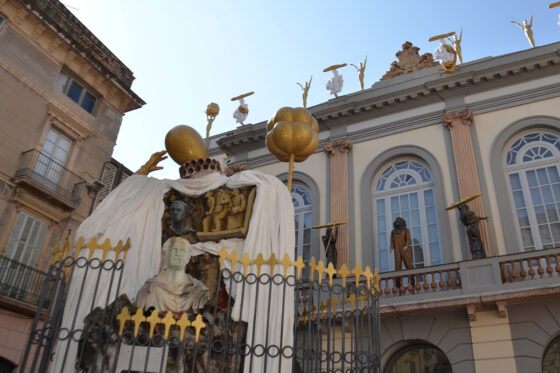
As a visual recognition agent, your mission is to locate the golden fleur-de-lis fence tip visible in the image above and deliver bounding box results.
[116,307,206,342]
[217,248,379,290]
[51,236,131,265]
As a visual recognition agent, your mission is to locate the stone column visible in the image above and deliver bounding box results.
[324,139,352,268]
[443,108,490,257]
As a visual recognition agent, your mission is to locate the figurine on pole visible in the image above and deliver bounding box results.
[297,75,312,108]
[351,56,367,90]
[231,91,254,125]
[511,14,535,48]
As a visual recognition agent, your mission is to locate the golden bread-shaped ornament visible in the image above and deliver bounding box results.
[266,107,319,162]
[206,102,220,117]
[165,125,208,165]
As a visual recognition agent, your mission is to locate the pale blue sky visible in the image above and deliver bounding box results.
[66,1,559,179]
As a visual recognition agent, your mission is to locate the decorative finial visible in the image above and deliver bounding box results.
[205,102,220,138]
[265,107,319,191]
[231,91,254,125]
[296,75,312,108]
[350,56,367,90]
[323,64,346,97]
[429,32,457,72]
[511,13,535,48]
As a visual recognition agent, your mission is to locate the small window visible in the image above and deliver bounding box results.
[56,71,97,114]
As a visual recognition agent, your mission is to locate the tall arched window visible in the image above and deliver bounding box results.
[384,343,452,373]
[374,159,442,272]
[292,183,313,265]
[505,131,560,251]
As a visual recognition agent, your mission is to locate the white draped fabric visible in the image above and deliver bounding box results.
[434,40,455,63]
[51,170,294,373]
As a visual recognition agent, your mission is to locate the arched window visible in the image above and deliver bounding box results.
[292,183,313,265]
[543,334,560,373]
[505,131,560,251]
[384,343,452,373]
[374,159,442,272]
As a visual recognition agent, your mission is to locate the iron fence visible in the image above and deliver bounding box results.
[21,253,380,372]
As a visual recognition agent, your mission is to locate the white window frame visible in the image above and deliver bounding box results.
[34,128,72,190]
[55,71,98,114]
[373,159,442,272]
[291,183,313,266]
[505,131,560,251]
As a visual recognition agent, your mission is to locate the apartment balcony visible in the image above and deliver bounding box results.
[378,247,560,317]
[0,256,53,309]
[14,150,85,209]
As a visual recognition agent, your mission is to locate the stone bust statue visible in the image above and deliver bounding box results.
[169,200,196,236]
[136,237,210,313]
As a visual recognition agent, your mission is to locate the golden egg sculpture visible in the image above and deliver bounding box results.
[165,125,208,165]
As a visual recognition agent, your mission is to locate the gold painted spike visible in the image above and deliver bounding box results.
[280,254,292,279]
[310,302,317,321]
[85,237,99,261]
[50,242,63,265]
[192,314,206,343]
[218,246,229,270]
[116,307,131,336]
[99,238,113,262]
[316,260,325,285]
[358,294,367,310]
[293,256,305,281]
[131,308,146,337]
[121,238,131,264]
[320,301,327,318]
[146,310,160,339]
[229,250,240,272]
[363,266,374,290]
[161,311,176,340]
[325,262,337,287]
[240,253,251,277]
[176,313,191,341]
[346,294,357,312]
[267,253,279,276]
[253,253,266,277]
[72,236,86,260]
[428,31,455,42]
[302,307,309,324]
[231,91,254,101]
[323,63,347,72]
[338,264,350,288]
[113,240,124,261]
[309,257,317,282]
[352,264,364,286]
[373,268,380,292]
[331,295,341,311]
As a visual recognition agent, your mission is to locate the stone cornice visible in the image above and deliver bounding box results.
[214,42,560,158]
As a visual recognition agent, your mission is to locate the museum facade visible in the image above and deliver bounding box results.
[210,41,560,372]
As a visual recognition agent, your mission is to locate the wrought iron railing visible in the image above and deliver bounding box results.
[14,149,84,206]
[0,256,52,307]
[21,246,380,373]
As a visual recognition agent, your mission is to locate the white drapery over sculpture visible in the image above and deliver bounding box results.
[51,170,295,373]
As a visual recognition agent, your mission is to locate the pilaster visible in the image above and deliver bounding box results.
[324,139,352,268]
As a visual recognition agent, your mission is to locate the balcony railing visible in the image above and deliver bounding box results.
[0,256,53,307]
[378,247,560,308]
[14,149,85,207]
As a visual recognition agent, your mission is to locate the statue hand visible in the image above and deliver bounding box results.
[136,150,168,175]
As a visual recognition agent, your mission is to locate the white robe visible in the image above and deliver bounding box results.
[51,170,294,373]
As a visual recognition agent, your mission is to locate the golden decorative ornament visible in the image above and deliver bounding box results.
[205,102,220,117]
[440,44,457,72]
[265,107,319,190]
[165,125,208,165]
[238,105,249,114]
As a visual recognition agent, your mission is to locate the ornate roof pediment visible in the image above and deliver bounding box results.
[381,41,438,80]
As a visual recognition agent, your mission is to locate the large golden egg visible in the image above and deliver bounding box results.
[165,125,208,164]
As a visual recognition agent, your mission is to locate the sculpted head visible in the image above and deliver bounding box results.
[393,217,407,230]
[162,237,191,270]
[169,200,188,223]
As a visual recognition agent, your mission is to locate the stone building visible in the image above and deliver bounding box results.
[0,0,143,370]
[211,41,560,372]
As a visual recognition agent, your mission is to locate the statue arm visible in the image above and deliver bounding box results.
[511,20,524,29]
[459,28,463,41]
[389,232,394,252]
[350,64,359,72]
[136,150,168,175]
[297,82,304,90]
[530,13,533,26]
[364,56,367,68]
